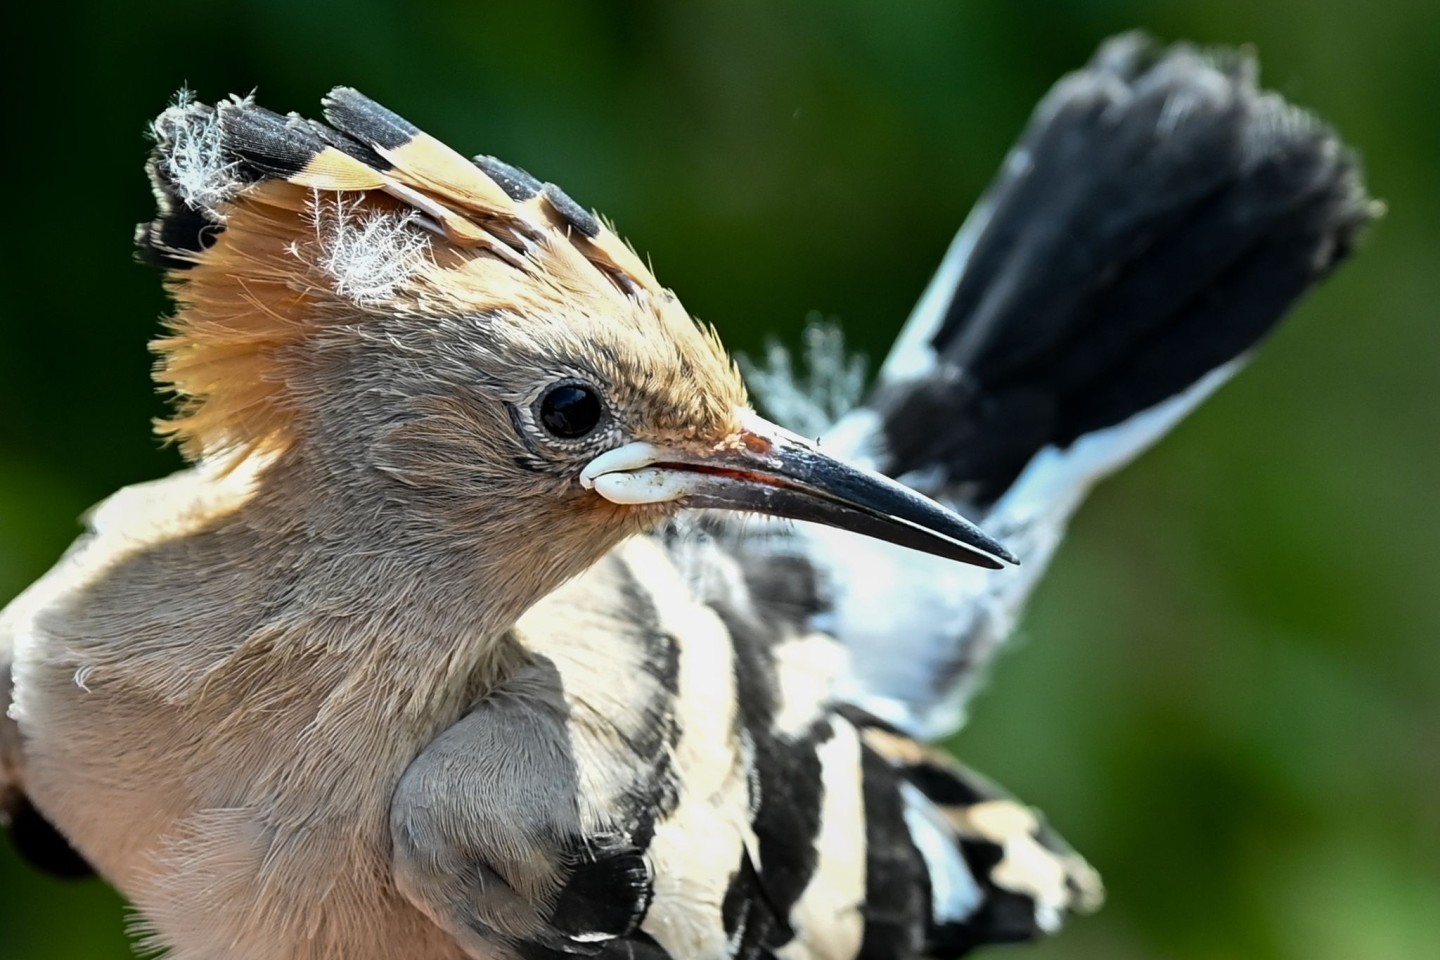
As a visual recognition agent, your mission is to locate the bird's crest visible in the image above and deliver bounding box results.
[140,88,738,461]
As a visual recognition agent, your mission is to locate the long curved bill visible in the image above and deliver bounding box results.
[580,414,1016,569]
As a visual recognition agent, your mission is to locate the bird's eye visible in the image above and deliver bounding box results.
[537,381,604,439]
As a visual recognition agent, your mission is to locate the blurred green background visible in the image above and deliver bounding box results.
[2,1,1436,958]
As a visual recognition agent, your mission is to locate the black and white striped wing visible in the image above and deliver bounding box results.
[524,537,1101,960]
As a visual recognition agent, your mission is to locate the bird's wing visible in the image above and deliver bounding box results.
[704,33,1377,740]
[1,460,280,878]
[1,506,100,877]
[508,536,1099,960]
[390,653,658,960]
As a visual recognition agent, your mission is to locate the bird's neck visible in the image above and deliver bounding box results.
[227,452,563,692]
[197,443,634,712]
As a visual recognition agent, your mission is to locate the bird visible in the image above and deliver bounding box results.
[0,33,1374,960]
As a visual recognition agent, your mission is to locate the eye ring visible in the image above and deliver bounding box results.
[535,380,605,440]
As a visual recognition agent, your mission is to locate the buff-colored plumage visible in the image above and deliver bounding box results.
[8,89,759,960]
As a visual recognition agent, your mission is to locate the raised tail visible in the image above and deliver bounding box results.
[857,31,1374,505]
[741,33,1378,739]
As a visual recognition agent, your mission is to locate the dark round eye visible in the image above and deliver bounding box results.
[538,381,604,439]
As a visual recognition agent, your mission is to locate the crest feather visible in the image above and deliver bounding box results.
[140,88,727,460]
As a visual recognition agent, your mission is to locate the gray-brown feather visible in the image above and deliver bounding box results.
[393,656,651,958]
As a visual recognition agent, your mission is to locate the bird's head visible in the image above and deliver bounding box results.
[140,89,1011,592]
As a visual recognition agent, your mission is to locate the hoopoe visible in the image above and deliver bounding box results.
[0,34,1373,960]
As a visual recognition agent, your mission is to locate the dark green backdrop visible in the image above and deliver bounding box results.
[2,2,1436,958]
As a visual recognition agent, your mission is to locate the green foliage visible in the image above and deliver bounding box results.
[2,1,1436,957]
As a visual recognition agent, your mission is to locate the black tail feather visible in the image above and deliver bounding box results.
[872,33,1377,508]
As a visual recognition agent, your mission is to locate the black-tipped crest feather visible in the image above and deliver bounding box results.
[475,155,543,201]
[322,86,422,149]
[542,183,602,238]
[218,102,332,179]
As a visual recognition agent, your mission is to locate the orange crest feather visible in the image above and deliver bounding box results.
[141,89,732,460]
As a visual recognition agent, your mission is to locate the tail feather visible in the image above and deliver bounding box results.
[734,33,1377,740]
[863,32,1375,509]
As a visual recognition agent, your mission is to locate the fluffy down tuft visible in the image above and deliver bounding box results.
[148,90,243,218]
[306,194,433,304]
